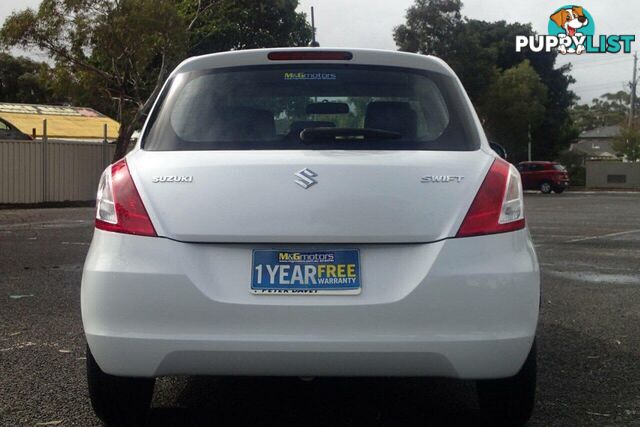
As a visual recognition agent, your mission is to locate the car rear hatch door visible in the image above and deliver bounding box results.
[128,149,493,243]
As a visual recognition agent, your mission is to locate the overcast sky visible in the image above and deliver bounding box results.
[298,0,639,103]
[1,0,638,104]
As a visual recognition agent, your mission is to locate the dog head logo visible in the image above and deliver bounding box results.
[548,5,594,54]
[550,7,588,37]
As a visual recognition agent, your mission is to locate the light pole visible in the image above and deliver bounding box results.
[629,52,637,129]
[527,123,532,161]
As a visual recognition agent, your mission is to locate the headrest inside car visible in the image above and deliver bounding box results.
[210,107,275,140]
[364,102,417,138]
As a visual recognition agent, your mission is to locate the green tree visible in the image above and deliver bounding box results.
[178,0,312,56]
[394,0,462,55]
[613,125,640,162]
[1,0,312,160]
[1,0,188,159]
[394,0,577,161]
[482,61,548,160]
[571,91,636,133]
[0,53,53,104]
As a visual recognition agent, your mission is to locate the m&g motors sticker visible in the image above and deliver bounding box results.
[283,72,337,81]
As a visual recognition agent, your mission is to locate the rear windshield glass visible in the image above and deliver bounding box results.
[143,65,480,151]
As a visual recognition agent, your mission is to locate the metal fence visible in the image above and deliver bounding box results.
[0,121,115,204]
[586,160,640,189]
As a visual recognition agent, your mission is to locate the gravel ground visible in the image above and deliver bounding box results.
[1,192,639,426]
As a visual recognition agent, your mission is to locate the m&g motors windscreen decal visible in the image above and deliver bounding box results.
[283,72,337,80]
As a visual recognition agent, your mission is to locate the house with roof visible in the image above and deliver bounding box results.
[569,125,621,165]
[0,102,120,141]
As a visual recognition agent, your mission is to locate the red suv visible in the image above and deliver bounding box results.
[516,161,569,194]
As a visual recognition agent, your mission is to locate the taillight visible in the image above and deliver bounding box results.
[95,159,157,237]
[456,158,525,238]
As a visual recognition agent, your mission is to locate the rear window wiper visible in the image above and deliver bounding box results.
[300,127,401,144]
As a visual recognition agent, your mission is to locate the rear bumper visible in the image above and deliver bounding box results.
[86,334,533,379]
[82,229,540,379]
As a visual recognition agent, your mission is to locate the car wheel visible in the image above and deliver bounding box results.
[476,340,536,426]
[86,345,155,426]
[553,187,565,194]
[539,181,552,194]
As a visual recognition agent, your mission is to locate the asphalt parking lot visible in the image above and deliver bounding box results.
[1,192,639,426]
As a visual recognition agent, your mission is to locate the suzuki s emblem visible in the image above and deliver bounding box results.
[294,168,318,189]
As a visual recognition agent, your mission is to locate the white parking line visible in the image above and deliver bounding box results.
[569,191,640,195]
[565,229,640,243]
[525,191,640,195]
[0,219,91,230]
[540,261,638,273]
[547,270,640,286]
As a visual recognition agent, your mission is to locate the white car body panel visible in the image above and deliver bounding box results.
[129,149,492,243]
[82,47,540,380]
[82,228,539,378]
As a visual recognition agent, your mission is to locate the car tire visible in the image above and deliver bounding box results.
[539,181,552,194]
[476,340,536,426]
[86,345,155,426]
[553,187,565,194]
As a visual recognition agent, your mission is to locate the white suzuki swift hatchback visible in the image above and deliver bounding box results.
[82,48,539,425]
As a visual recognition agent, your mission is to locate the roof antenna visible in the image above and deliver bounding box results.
[310,7,320,47]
